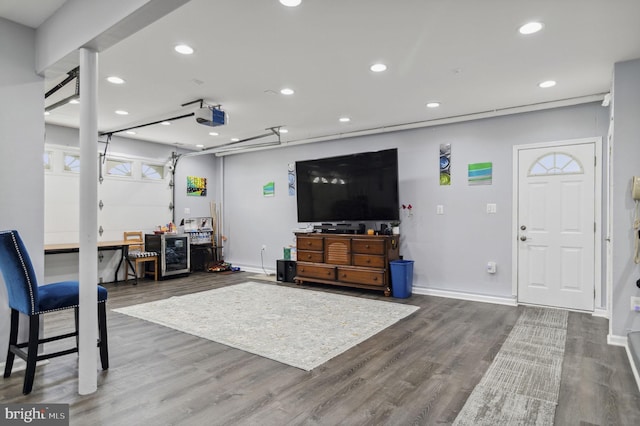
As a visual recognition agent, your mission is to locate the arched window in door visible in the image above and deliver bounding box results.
[528,152,583,176]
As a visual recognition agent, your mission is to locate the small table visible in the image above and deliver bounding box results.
[44,240,137,283]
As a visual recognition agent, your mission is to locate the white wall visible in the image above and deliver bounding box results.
[611,58,640,338]
[222,103,609,301]
[0,18,45,363]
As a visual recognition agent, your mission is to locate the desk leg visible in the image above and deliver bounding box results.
[114,245,133,283]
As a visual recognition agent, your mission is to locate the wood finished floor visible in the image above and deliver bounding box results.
[1,272,639,425]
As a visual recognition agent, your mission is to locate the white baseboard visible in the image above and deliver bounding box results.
[607,334,628,347]
[235,265,276,275]
[592,307,609,318]
[412,287,518,306]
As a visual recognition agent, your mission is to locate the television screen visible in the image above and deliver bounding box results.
[296,148,399,223]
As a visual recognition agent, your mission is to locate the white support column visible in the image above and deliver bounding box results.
[78,47,99,395]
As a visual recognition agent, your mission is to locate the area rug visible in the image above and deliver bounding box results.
[113,281,419,370]
[453,307,568,426]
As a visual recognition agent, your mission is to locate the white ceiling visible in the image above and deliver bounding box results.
[4,0,640,152]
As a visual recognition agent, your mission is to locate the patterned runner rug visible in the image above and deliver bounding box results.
[453,307,568,426]
[113,281,419,370]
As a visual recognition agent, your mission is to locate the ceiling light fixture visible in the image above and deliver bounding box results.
[161,121,171,126]
[126,131,136,135]
[106,76,125,84]
[538,80,556,88]
[280,129,289,134]
[115,110,129,115]
[174,44,194,55]
[196,144,204,148]
[519,21,544,35]
[280,0,302,7]
[231,138,240,142]
[370,63,387,72]
[426,102,441,108]
[280,88,295,95]
[69,99,79,104]
[339,117,351,123]
[209,132,219,136]
[44,111,50,116]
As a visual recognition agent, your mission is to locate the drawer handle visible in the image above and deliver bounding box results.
[307,242,312,246]
[366,259,371,263]
[366,244,370,248]
[307,254,312,259]
[342,273,347,278]
[300,268,305,272]
[373,276,378,281]
[327,271,332,276]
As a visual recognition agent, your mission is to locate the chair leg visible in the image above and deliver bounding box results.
[4,309,19,378]
[23,314,40,395]
[74,306,79,350]
[98,302,109,370]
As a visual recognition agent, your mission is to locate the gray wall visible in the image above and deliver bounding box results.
[173,154,221,224]
[222,103,609,301]
[611,58,640,337]
[0,18,44,363]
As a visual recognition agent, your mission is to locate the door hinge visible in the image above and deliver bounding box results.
[594,156,597,166]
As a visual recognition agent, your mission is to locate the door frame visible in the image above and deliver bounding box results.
[511,136,603,311]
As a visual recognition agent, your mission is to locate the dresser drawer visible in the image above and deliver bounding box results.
[337,267,385,287]
[297,236,324,251]
[352,239,385,255]
[297,263,336,281]
[297,250,324,263]
[352,254,385,268]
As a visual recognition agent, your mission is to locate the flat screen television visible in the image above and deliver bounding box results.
[296,148,400,223]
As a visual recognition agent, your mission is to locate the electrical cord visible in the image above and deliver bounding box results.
[634,200,640,264]
[260,247,269,275]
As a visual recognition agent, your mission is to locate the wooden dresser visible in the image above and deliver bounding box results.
[294,232,400,296]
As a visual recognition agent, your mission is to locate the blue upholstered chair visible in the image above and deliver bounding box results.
[0,230,109,395]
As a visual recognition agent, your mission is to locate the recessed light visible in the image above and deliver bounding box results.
[280,0,302,7]
[538,80,556,88]
[339,117,351,123]
[370,63,387,72]
[231,138,240,142]
[106,76,125,84]
[174,44,194,55]
[161,121,171,126]
[519,22,544,35]
[209,132,219,136]
[69,99,79,104]
[196,144,204,148]
[115,110,129,115]
[426,102,441,108]
[126,131,136,135]
[280,129,289,134]
[280,88,295,95]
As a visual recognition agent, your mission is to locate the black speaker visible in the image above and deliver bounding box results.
[277,259,297,283]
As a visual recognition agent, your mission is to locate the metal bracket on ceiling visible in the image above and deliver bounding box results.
[45,67,80,113]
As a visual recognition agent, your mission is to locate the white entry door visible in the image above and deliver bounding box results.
[517,142,595,311]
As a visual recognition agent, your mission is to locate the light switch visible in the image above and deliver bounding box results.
[184,207,191,214]
[436,205,444,215]
[487,203,497,214]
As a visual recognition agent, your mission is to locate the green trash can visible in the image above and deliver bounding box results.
[390,259,414,298]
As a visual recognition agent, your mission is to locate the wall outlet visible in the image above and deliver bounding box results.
[631,296,640,312]
[99,277,103,284]
[261,244,267,250]
[487,261,497,274]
